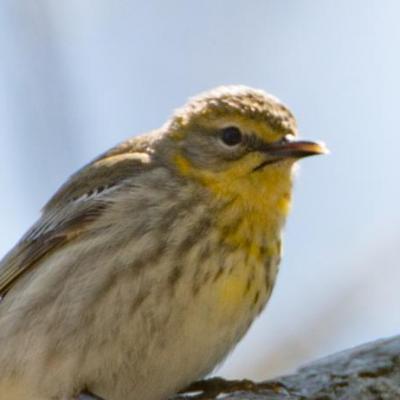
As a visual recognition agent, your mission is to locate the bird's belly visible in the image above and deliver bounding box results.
[95,252,278,400]
[0,245,279,400]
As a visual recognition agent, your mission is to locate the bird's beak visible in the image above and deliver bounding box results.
[267,138,328,159]
[253,136,328,171]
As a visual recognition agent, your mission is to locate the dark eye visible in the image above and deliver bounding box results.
[220,126,243,146]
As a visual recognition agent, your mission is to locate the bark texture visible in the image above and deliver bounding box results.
[173,335,400,399]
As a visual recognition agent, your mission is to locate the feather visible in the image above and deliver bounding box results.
[0,134,158,298]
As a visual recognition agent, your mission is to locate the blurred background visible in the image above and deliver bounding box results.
[1,0,399,380]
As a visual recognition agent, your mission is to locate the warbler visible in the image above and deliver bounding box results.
[0,85,326,400]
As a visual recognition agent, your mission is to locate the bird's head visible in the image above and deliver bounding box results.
[159,85,327,215]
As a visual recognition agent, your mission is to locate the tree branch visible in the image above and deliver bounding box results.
[173,335,400,399]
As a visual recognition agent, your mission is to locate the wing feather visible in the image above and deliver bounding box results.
[0,133,158,298]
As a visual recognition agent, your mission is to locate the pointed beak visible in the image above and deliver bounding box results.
[253,136,328,171]
[267,139,328,159]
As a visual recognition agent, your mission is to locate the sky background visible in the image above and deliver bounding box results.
[0,0,399,381]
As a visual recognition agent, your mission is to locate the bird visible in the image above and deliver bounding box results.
[0,85,327,400]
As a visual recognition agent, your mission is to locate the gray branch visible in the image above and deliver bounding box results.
[172,335,400,400]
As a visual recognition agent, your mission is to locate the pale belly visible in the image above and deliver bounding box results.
[92,251,278,400]
[0,245,280,400]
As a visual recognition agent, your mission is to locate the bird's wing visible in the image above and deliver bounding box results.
[0,133,159,298]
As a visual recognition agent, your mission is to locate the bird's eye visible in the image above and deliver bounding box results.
[220,126,243,146]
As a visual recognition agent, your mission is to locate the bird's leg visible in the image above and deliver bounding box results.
[177,377,292,399]
[177,377,257,399]
[78,390,105,400]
